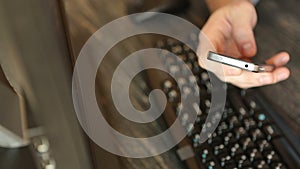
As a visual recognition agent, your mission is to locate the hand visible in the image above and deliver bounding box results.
[197,0,290,88]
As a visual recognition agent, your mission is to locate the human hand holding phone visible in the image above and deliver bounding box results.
[197,0,290,88]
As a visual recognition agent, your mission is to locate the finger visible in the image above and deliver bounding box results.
[200,11,232,53]
[221,38,243,58]
[226,67,290,88]
[228,1,257,57]
[255,67,290,85]
[265,52,290,67]
[232,25,256,57]
[269,67,290,83]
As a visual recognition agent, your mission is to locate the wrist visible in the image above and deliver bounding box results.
[206,0,257,13]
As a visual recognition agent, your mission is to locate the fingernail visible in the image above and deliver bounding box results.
[242,43,252,55]
[276,72,289,81]
[243,43,252,50]
[280,55,289,64]
[259,76,272,84]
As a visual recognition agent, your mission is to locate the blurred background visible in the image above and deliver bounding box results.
[0,0,300,169]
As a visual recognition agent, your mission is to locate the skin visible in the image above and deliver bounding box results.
[198,0,290,88]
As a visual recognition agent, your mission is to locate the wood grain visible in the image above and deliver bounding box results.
[255,0,300,133]
[59,0,199,168]
[59,0,300,168]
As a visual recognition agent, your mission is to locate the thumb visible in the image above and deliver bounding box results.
[228,1,257,57]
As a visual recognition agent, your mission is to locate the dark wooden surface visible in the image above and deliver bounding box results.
[59,0,210,168]
[1,0,300,168]
[58,0,195,169]
[59,0,300,168]
[255,0,300,133]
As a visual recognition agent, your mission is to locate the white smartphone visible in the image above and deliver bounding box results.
[207,51,275,73]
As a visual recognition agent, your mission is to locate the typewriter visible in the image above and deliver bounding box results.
[146,35,300,169]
